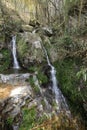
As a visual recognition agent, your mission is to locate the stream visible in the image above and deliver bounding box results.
[43,47,70,114]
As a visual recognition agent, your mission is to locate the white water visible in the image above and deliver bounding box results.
[12,36,20,69]
[44,48,69,112]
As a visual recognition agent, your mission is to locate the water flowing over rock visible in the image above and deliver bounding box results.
[11,36,20,69]
[43,47,70,114]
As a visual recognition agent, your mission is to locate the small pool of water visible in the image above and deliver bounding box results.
[1,68,28,74]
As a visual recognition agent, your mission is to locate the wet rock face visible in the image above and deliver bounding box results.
[17,32,45,68]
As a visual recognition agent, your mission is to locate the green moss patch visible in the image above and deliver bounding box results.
[0,49,11,72]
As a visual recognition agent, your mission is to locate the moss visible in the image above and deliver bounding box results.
[17,38,28,57]
[6,117,14,125]
[0,49,11,72]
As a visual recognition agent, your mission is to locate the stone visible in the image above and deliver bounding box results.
[21,25,33,32]
[42,26,53,37]
[0,73,30,84]
[28,100,37,109]
[2,105,14,114]
[10,106,20,118]
[29,19,40,27]
[17,32,45,68]
[0,53,3,59]
[38,104,43,112]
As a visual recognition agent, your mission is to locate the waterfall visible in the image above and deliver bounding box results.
[12,36,20,69]
[44,47,69,112]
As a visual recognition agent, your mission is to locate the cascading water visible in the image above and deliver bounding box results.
[43,47,70,112]
[12,36,20,69]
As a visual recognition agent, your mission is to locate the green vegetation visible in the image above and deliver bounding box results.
[19,107,48,130]
[54,58,87,115]
[37,70,48,85]
[19,107,37,130]
[29,76,40,94]
[6,117,14,125]
[28,66,37,73]
[28,66,48,85]
[0,49,11,72]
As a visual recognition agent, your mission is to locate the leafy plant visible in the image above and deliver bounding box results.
[76,68,87,81]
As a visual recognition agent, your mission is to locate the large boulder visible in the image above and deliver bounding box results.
[20,25,33,32]
[17,32,45,68]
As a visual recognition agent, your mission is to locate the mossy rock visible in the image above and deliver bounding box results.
[0,48,11,72]
[17,33,45,68]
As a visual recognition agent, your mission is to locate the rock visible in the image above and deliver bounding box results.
[37,104,43,112]
[0,73,30,84]
[28,99,38,109]
[10,106,20,118]
[2,105,14,114]
[42,26,53,37]
[0,53,3,60]
[29,19,40,27]
[43,36,51,45]
[0,43,4,50]
[0,78,34,130]
[21,25,33,32]
[17,32,45,68]
[49,46,58,62]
